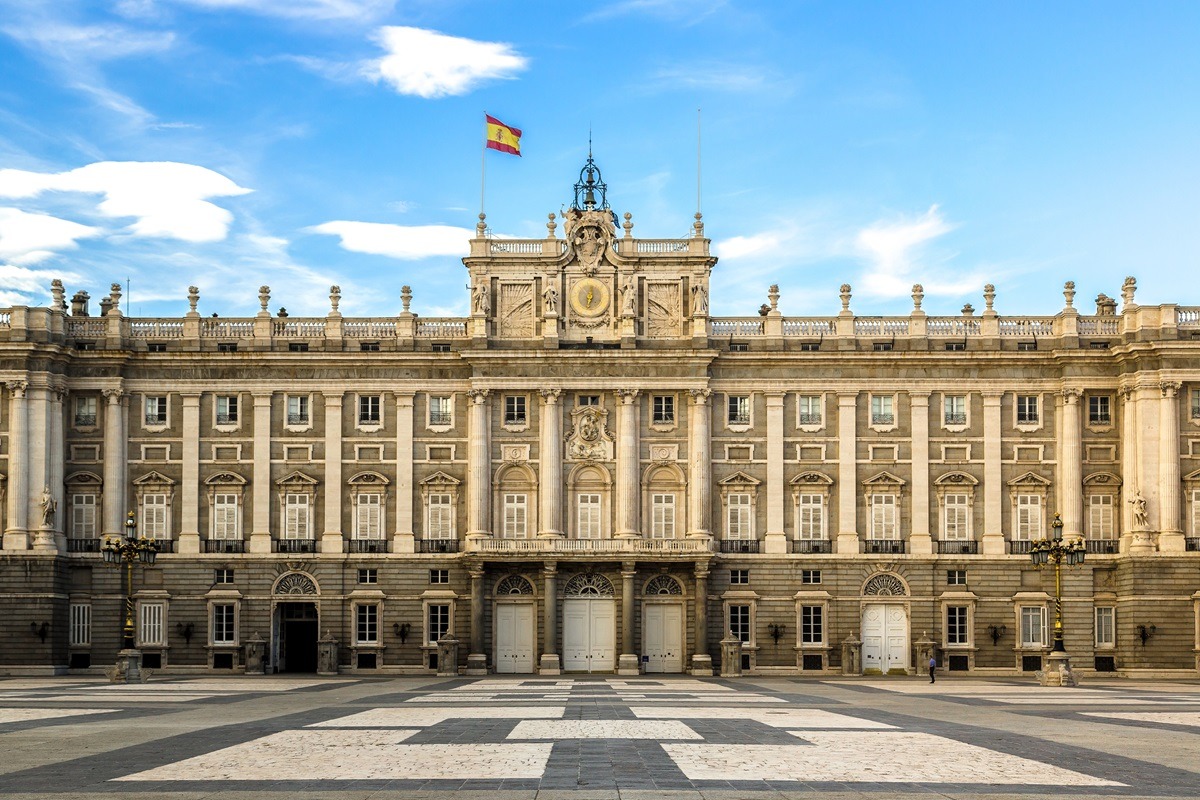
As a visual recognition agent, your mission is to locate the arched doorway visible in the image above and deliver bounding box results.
[562,573,616,672]
[493,574,536,674]
[271,572,319,673]
[861,573,910,675]
[642,575,684,673]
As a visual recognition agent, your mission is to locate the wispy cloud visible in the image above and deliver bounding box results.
[854,204,983,298]
[0,207,102,264]
[149,0,398,23]
[0,263,85,306]
[581,0,728,25]
[309,220,473,259]
[363,27,529,98]
[644,63,779,94]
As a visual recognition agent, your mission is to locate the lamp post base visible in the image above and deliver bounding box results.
[1038,651,1078,687]
[108,649,146,684]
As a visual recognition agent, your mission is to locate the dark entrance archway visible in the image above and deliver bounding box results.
[276,602,318,673]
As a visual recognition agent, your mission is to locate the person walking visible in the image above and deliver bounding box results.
[928,655,937,684]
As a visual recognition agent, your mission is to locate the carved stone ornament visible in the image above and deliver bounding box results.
[567,219,615,276]
[498,282,535,338]
[566,405,614,462]
[650,444,678,463]
[502,445,530,463]
[644,575,683,596]
[563,572,615,596]
[863,573,908,597]
[495,574,534,596]
[569,277,611,319]
[274,572,318,595]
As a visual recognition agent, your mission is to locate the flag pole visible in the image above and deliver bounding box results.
[480,114,487,220]
[696,107,702,216]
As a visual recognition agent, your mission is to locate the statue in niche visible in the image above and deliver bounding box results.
[543,284,559,316]
[1129,489,1148,529]
[471,282,490,315]
[691,284,708,315]
[39,487,56,528]
[621,277,637,317]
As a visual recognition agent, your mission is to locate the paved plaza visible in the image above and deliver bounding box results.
[1,674,1199,799]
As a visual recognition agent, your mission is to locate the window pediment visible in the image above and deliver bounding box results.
[1008,471,1051,487]
[934,471,978,486]
[862,471,905,488]
[65,470,103,487]
[790,471,833,486]
[133,470,176,487]
[276,470,318,487]
[1083,472,1122,487]
[205,471,247,486]
[1184,468,1200,483]
[348,470,390,486]
[420,470,461,488]
[718,471,761,487]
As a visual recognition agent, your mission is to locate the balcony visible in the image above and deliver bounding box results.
[73,414,97,427]
[719,539,760,554]
[937,540,978,554]
[276,539,315,554]
[871,413,894,426]
[1009,540,1034,554]
[144,414,167,425]
[67,538,100,553]
[147,539,175,553]
[864,539,905,554]
[791,539,832,554]
[216,413,238,424]
[473,538,711,554]
[943,413,967,425]
[205,539,245,553]
[286,414,309,425]
[419,539,459,553]
[798,413,822,425]
[349,539,387,554]
[1086,539,1119,554]
[429,411,452,425]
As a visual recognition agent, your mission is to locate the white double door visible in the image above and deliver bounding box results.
[643,604,684,673]
[862,603,909,674]
[562,598,615,672]
[495,603,535,673]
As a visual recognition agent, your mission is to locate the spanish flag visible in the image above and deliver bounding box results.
[485,114,522,156]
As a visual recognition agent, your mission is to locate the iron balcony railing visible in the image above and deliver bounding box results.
[349,539,387,553]
[276,539,315,553]
[865,539,905,554]
[871,413,894,425]
[67,538,100,552]
[944,412,967,425]
[74,414,97,427]
[791,539,832,554]
[1186,537,1200,551]
[720,539,760,553]
[937,540,978,554]
[419,539,459,553]
[1086,539,1119,554]
[1009,540,1034,554]
[205,539,245,553]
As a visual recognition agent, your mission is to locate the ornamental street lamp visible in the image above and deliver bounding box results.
[1029,513,1085,685]
[101,511,158,678]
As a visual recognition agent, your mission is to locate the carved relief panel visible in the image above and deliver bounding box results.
[645,280,682,338]
[498,282,535,338]
[566,405,614,461]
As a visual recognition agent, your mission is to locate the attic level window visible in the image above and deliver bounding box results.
[360,342,380,352]
[729,342,749,352]
[578,395,600,407]
[1088,341,1110,350]
[872,342,893,352]
[217,342,237,352]
[1017,341,1038,351]
[945,342,966,352]
[75,341,96,351]
[147,343,167,353]
[288,342,309,352]
[431,342,451,353]
[800,342,821,352]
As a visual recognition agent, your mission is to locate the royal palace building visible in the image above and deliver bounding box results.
[2,158,1200,679]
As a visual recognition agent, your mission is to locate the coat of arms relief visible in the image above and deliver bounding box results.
[566,406,614,461]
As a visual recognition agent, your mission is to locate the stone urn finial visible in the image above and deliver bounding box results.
[911,283,924,311]
[693,211,704,237]
[50,279,65,310]
[623,212,634,238]
[476,213,487,236]
[329,285,341,314]
[258,285,270,313]
[401,285,412,314]
[109,282,122,314]
[768,284,780,311]
[187,286,200,315]
[1121,276,1137,309]
[839,283,852,313]
[983,283,995,313]
[1063,280,1076,309]
[546,213,557,239]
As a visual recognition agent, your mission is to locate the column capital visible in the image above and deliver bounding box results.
[467,388,490,403]
[323,391,345,403]
[837,391,858,403]
[615,389,640,404]
[909,391,931,404]
[5,380,28,397]
[1119,385,1135,400]
[621,560,637,575]
[694,564,710,580]
[539,388,562,404]
[981,390,1004,403]
[1160,381,1182,398]
[468,566,485,580]
[1062,387,1082,403]
[101,387,123,402]
[542,561,558,576]
[688,387,711,404]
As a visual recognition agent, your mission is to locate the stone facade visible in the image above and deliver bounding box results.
[2,159,1200,678]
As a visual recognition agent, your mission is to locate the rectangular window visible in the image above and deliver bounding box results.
[728,604,751,643]
[429,569,449,584]
[214,568,234,584]
[212,603,236,645]
[358,568,377,584]
[944,395,967,425]
[726,494,752,539]
[1192,390,1200,420]
[652,395,675,424]
[1020,606,1047,647]
[216,395,239,424]
[212,494,239,539]
[870,395,894,425]
[796,494,825,540]
[869,495,898,539]
[727,395,750,425]
[798,395,822,425]
[69,603,91,646]
[1095,606,1116,648]
[577,493,601,539]
[1089,395,1111,425]
[1193,489,1200,535]
[217,342,238,353]
[144,396,167,424]
[427,603,450,645]
[1015,494,1042,540]
[942,493,970,540]
[287,395,309,424]
[651,494,676,539]
[1088,495,1116,539]
[729,569,749,585]
[801,605,824,645]
[288,342,309,353]
[800,342,820,352]
[359,395,381,424]
[1016,395,1039,424]
[946,569,967,586]
[356,604,378,644]
[70,494,97,539]
[429,396,452,425]
[801,569,822,585]
[283,494,311,540]
[504,395,526,425]
[355,493,382,539]
[142,493,168,539]
[74,396,97,427]
[947,606,969,645]
[139,602,165,646]
[427,494,453,540]
[577,395,599,407]
[360,341,380,352]
[502,493,528,539]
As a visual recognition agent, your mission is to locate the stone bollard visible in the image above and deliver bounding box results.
[437,633,461,677]
[841,632,862,676]
[720,631,743,677]
[915,632,935,678]
[244,631,266,675]
[317,631,339,676]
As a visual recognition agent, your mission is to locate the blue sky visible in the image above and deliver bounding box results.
[1,0,1197,319]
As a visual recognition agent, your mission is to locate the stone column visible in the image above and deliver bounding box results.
[249,392,273,554]
[538,389,564,538]
[394,392,415,553]
[691,563,713,675]
[1060,389,1084,539]
[321,392,344,554]
[27,387,51,544]
[539,561,560,674]
[3,381,29,550]
[1119,387,1136,552]
[39,386,66,551]
[687,389,713,539]
[467,564,488,674]
[466,389,491,541]
[1128,385,1158,555]
[981,391,1005,554]
[764,392,787,554]
[615,389,641,538]
[101,388,127,538]
[836,392,859,554]
[1159,382,1185,551]
[909,392,932,555]
[179,393,201,554]
[618,561,639,674]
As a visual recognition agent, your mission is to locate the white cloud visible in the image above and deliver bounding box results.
[582,0,727,24]
[0,263,84,306]
[363,27,528,98]
[714,230,786,260]
[854,205,975,298]
[160,0,397,22]
[647,63,773,93]
[1,21,175,60]
[0,161,252,242]
[0,207,102,264]
[309,220,473,259]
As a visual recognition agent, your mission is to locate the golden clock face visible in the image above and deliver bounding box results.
[569,278,610,317]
